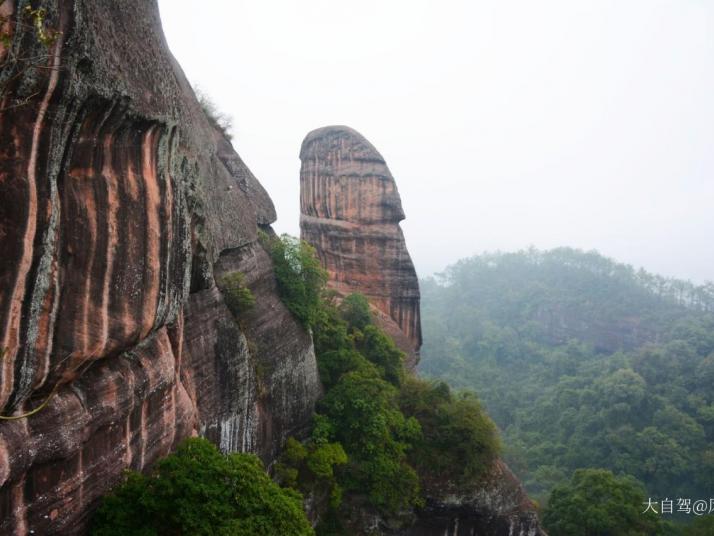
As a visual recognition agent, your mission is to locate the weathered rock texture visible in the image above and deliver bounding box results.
[299,126,422,367]
[405,461,543,536]
[0,1,319,534]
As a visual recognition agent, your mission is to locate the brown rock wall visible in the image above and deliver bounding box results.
[0,1,319,534]
[299,126,422,366]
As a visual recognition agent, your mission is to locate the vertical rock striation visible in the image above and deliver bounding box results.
[0,1,319,534]
[300,126,422,367]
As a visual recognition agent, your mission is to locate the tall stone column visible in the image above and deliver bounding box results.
[299,125,422,368]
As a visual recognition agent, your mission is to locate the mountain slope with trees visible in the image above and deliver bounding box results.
[419,248,714,508]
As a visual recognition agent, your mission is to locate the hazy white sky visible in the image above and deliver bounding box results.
[159,0,714,282]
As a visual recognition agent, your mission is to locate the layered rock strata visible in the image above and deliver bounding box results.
[0,1,319,534]
[299,126,422,367]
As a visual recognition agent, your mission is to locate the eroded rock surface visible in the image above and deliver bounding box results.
[0,1,318,534]
[299,126,422,367]
[406,461,543,536]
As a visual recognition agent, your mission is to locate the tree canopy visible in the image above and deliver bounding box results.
[91,438,314,536]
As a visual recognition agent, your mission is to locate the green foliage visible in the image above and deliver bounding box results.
[317,368,421,513]
[339,293,372,331]
[543,469,664,536]
[316,346,370,391]
[265,234,328,328]
[275,436,347,509]
[681,516,714,536]
[398,377,500,490]
[419,248,714,502]
[91,437,313,536]
[220,271,256,319]
[311,293,351,356]
[355,325,405,387]
[263,235,505,524]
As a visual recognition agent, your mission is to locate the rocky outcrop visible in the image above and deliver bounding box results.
[0,1,319,534]
[407,461,543,536]
[299,126,422,367]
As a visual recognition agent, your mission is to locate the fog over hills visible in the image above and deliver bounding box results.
[159,0,714,283]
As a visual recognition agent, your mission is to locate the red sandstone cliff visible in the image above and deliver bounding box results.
[299,126,422,368]
[0,2,319,534]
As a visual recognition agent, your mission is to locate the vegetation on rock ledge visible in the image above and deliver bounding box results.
[268,234,501,532]
[91,437,313,536]
[220,271,256,320]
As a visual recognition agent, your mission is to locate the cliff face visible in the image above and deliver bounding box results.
[0,1,319,534]
[299,126,422,367]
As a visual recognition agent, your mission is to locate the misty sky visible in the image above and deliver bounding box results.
[158,1,714,283]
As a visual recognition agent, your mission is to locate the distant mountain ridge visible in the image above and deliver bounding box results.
[424,247,713,354]
[419,247,714,503]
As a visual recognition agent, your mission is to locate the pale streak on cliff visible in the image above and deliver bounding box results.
[300,125,422,367]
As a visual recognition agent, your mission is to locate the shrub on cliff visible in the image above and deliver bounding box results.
[265,236,500,523]
[265,234,327,328]
[91,437,313,536]
[355,324,405,387]
[338,293,372,332]
[398,377,501,490]
[275,435,348,509]
[195,87,233,140]
[219,271,256,319]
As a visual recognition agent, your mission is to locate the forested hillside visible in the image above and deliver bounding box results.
[419,248,714,507]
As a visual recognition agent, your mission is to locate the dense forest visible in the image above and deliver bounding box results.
[419,248,714,526]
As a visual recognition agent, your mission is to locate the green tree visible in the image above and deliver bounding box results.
[681,516,714,536]
[356,325,405,387]
[339,293,372,332]
[265,234,328,328]
[399,377,500,490]
[91,438,314,536]
[219,271,256,319]
[543,469,664,536]
[419,248,714,501]
[317,369,421,513]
